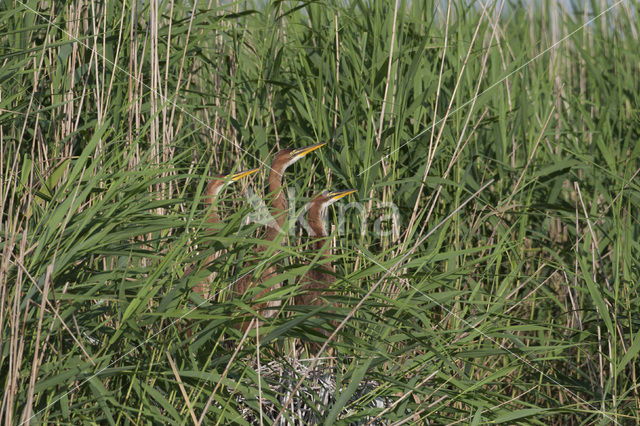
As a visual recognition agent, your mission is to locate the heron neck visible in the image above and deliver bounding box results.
[205,182,225,226]
[266,164,288,240]
[308,203,330,256]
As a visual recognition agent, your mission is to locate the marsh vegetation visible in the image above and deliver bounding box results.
[1,0,639,423]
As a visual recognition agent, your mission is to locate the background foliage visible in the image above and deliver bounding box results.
[1,0,639,424]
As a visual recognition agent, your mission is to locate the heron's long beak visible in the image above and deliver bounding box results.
[230,167,260,181]
[291,142,326,159]
[328,189,356,201]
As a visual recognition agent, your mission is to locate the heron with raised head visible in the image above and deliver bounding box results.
[234,143,326,331]
[295,189,356,308]
[191,167,260,298]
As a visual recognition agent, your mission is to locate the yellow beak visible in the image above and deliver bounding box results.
[328,189,356,201]
[230,167,260,181]
[291,142,326,159]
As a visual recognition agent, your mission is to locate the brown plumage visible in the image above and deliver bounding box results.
[190,168,259,298]
[234,143,326,331]
[295,189,356,308]
[180,168,258,339]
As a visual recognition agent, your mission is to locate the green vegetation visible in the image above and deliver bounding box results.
[2,0,639,423]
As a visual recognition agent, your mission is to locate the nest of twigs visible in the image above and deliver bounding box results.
[235,356,394,425]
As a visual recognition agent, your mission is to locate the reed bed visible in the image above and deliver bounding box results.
[1,0,639,423]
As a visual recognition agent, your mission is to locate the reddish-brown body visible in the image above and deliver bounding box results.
[182,168,257,339]
[295,190,355,307]
[190,169,259,298]
[293,190,355,351]
[234,143,325,331]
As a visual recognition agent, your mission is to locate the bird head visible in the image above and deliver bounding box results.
[272,142,326,172]
[307,189,356,236]
[311,189,357,216]
[322,189,357,207]
[206,167,259,197]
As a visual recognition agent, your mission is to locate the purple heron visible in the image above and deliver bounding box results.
[234,143,326,331]
[191,167,259,298]
[295,189,356,308]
